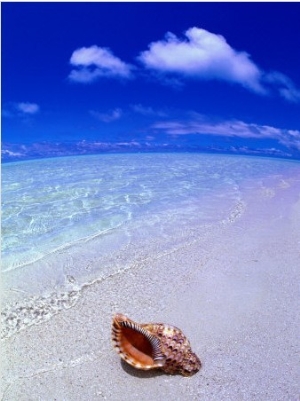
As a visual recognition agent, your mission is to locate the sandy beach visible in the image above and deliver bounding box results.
[3,1,300,398]
[2,171,300,400]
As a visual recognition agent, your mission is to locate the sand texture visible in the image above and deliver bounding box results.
[2,174,300,400]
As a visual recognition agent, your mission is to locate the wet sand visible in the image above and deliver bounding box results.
[2,175,300,400]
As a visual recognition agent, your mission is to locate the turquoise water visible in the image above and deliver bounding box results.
[2,153,300,338]
[2,153,243,271]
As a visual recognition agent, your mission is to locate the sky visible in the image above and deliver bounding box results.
[2,2,300,161]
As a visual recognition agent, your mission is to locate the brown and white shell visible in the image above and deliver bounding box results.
[111,313,201,376]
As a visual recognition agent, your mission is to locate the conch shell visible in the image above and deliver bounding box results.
[111,313,201,376]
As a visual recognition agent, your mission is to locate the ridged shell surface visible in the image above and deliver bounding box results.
[112,313,201,376]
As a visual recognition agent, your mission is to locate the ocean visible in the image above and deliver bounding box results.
[2,152,300,338]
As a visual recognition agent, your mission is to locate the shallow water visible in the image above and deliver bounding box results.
[2,153,242,270]
[2,153,300,338]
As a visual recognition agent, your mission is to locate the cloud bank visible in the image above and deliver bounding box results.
[152,116,300,150]
[69,45,133,83]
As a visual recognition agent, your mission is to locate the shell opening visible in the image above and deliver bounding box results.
[119,325,155,365]
[112,315,165,369]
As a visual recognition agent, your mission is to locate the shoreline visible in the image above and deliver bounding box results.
[2,173,300,400]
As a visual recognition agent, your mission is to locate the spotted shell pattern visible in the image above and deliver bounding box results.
[112,313,201,376]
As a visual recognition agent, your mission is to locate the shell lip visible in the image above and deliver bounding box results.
[113,313,128,327]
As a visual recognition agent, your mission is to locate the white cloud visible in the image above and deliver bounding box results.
[1,149,23,157]
[264,71,300,103]
[90,108,123,122]
[152,116,300,150]
[17,102,40,114]
[153,119,279,139]
[138,27,265,93]
[69,45,133,83]
[138,27,300,102]
[67,29,300,103]
[69,68,101,84]
[131,104,167,117]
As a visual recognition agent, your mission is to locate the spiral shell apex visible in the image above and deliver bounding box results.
[111,313,201,376]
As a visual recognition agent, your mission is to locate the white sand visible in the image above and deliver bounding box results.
[2,175,300,400]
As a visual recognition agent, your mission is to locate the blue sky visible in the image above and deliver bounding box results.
[2,2,300,161]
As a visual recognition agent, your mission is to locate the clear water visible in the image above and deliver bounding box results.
[2,153,242,271]
[2,153,300,338]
